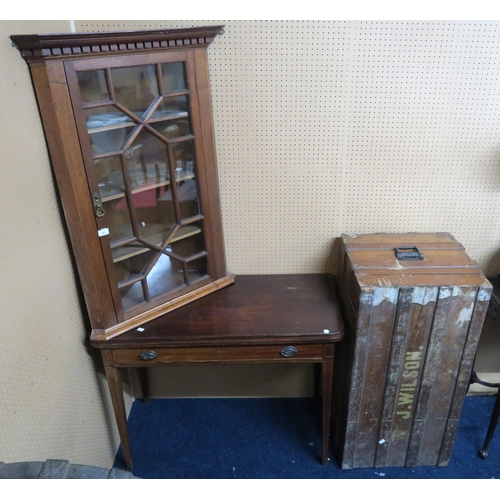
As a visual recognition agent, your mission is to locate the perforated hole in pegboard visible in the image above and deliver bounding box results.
[75,21,500,275]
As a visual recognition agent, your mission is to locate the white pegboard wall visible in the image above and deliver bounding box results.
[75,21,500,275]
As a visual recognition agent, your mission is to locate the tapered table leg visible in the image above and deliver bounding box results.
[321,359,334,466]
[479,388,500,459]
[104,365,133,471]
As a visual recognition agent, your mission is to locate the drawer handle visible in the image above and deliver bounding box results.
[280,346,298,358]
[139,350,157,361]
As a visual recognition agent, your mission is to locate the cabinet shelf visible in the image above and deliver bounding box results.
[87,110,189,134]
[100,162,195,203]
[111,224,202,263]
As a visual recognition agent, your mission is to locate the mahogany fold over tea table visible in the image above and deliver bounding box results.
[91,274,344,471]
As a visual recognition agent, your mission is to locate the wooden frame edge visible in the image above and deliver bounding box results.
[90,273,236,342]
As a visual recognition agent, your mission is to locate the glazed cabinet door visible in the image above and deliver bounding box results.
[65,51,217,322]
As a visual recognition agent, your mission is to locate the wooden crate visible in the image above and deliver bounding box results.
[332,233,492,469]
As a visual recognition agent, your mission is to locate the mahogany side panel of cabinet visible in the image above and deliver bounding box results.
[30,59,118,330]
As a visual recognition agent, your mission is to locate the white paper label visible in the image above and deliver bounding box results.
[98,228,110,237]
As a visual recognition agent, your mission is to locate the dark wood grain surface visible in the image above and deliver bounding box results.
[92,274,344,348]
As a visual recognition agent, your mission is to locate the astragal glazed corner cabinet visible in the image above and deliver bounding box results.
[11,26,234,341]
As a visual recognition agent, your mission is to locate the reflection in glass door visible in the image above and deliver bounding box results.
[76,61,209,313]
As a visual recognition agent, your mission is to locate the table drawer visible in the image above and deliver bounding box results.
[111,344,326,366]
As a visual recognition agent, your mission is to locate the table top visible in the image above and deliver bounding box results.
[92,274,344,349]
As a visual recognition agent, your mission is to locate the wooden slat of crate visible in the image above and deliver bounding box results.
[406,286,474,466]
[350,287,399,468]
[437,288,491,466]
[375,286,437,468]
[341,232,462,250]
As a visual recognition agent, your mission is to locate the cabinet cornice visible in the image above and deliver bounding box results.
[11,25,225,60]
